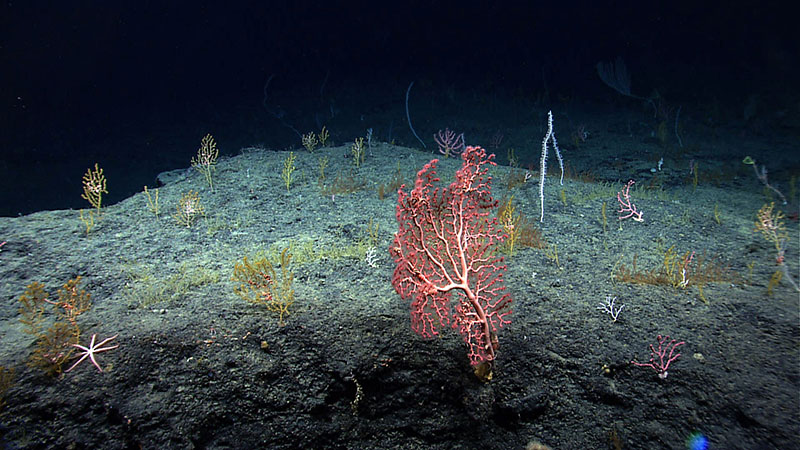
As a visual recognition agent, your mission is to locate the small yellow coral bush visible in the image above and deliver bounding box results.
[18,277,92,376]
[232,248,295,326]
[173,190,204,227]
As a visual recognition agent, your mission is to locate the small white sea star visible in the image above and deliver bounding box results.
[65,334,119,373]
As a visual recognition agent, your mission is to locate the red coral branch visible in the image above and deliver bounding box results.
[617,179,644,222]
[390,146,512,368]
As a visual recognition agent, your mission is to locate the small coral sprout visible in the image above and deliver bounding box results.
[754,202,789,264]
[617,180,643,222]
[631,334,684,379]
[317,126,330,146]
[351,137,365,167]
[173,190,204,227]
[81,163,108,213]
[433,128,465,158]
[499,196,521,257]
[302,132,318,152]
[753,202,799,292]
[192,134,219,189]
[282,152,297,192]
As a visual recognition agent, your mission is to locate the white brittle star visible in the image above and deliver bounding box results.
[66,334,119,373]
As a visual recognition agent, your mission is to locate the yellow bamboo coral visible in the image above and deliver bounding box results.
[282,152,297,192]
[499,196,522,257]
[317,126,330,146]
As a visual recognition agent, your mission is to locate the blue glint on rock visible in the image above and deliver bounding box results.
[687,432,709,450]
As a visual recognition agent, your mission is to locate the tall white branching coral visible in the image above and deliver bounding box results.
[539,111,564,222]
